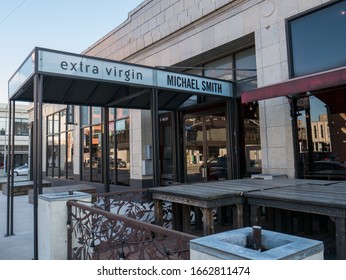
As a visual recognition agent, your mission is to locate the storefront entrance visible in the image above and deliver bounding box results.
[184,111,228,183]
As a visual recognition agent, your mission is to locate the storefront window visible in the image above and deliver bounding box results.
[243,102,262,176]
[160,114,174,185]
[92,107,101,124]
[91,125,102,182]
[60,110,66,132]
[82,127,91,181]
[67,131,74,179]
[46,109,73,179]
[14,118,29,136]
[81,106,90,126]
[205,56,233,80]
[289,0,346,77]
[116,118,130,186]
[60,133,66,176]
[0,118,6,135]
[47,136,53,177]
[48,115,53,135]
[297,94,346,180]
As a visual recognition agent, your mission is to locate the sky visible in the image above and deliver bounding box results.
[0,0,144,104]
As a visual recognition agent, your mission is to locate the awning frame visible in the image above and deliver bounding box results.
[241,66,346,103]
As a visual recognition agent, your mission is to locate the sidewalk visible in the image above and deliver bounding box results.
[0,193,33,260]
[0,176,131,260]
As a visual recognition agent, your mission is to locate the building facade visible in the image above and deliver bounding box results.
[29,0,346,186]
[0,103,29,173]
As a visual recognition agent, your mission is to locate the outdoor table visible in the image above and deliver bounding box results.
[149,179,298,236]
[245,181,346,259]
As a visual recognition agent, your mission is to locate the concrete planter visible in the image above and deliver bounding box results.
[190,227,324,260]
[38,191,92,260]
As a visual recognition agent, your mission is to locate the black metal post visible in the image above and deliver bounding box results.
[226,97,239,179]
[33,73,43,260]
[151,89,160,187]
[102,107,110,193]
[5,101,12,237]
[289,97,300,178]
[10,100,15,235]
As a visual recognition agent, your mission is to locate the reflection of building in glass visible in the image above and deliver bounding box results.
[298,114,330,153]
[311,114,330,152]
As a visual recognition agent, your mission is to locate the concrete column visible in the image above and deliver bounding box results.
[38,191,91,260]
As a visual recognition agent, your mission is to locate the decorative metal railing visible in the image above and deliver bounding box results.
[92,189,172,228]
[66,190,196,260]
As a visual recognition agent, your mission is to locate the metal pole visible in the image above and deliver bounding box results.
[33,73,42,260]
[5,101,12,236]
[226,97,239,179]
[10,101,15,235]
[102,107,110,192]
[151,89,160,187]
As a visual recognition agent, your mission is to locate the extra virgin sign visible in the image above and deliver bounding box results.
[37,49,232,97]
[37,50,154,87]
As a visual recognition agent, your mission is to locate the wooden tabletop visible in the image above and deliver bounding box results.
[245,182,346,216]
[149,178,329,201]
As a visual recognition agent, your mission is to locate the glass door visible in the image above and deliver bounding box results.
[184,112,228,183]
[185,116,204,183]
[204,113,228,181]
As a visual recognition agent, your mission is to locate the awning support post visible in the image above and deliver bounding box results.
[151,89,160,187]
[102,107,110,192]
[33,73,43,260]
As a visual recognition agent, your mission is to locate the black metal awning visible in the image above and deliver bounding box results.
[9,47,233,110]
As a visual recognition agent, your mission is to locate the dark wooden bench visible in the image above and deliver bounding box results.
[28,184,97,204]
[2,180,52,196]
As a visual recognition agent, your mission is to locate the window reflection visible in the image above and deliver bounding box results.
[298,92,346,180]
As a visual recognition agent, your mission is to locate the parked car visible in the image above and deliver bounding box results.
[199,156,227,180]
[303,161,346,180]
[117,159,126,168]
[13,164,29,176]
[300,152,341,163]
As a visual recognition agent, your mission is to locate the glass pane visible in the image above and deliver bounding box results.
[289,1,346,76]
[0,118,6,135]
[298,92,346,180]
[116,108,129,119]
[91,125,102,182]
[185,117,203,183]
[53,135,59,177]
[92,107,102,124]
[243,103,262,176]
[47,115,53,135]
[82,127,90,181]
[67,131,74,179]
[116,118,130,186]
[235,47,257,81]
[109,122,115,184]
[204,56,233,80]
[205,113,228,181]
[60,133,66,177]
[81,106,90,126]
[53,113,60,134]
[60,110,66,132]
[159,114,174,185]
[47,136,53,176]
[109,108,115,121]
[9,51,35,97]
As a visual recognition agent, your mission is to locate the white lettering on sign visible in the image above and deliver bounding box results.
[157,71,231,97]
[35,49,232,98]
[38,50,153,87]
